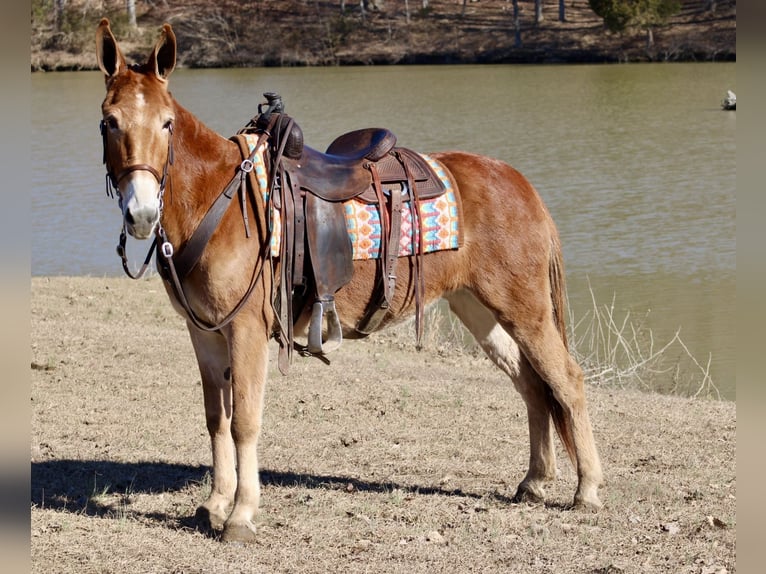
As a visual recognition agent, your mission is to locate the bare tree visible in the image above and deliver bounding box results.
[126,0,137,29]
[359,0,385,20]
[54,0,67,31]
[535,0,544,24]
[512,0,521,47]
[559,0,566,22]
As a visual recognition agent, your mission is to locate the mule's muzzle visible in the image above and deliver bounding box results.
[124,205,159,239]
[119,171,162,239]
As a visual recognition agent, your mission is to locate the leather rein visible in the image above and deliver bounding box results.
[101,115,282,333]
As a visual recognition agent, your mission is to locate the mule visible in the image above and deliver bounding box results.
[95,19,602,543]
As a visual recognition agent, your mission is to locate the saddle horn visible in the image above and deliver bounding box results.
[238,93,304,160]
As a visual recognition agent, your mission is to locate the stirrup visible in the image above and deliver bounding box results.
[307,298,343,355]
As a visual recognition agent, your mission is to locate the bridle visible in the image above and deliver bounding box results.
[100,118,174,279]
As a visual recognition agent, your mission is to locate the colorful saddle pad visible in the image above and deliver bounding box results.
[242,135,462,259]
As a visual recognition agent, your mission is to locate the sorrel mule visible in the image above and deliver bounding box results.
[95,19,602,543]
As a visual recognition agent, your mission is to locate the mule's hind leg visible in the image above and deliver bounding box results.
[446,289,558,503]
[502,308,603,510]
[187,327,236,532]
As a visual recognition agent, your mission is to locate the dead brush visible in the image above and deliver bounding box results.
[387,285,719,399]
[566,281,719,399]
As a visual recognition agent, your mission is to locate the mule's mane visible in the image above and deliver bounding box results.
[163,99,250,211]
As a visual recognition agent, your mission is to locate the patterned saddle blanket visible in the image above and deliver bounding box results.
[241,134,462,259]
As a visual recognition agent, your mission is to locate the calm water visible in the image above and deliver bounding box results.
[31,63,735,398]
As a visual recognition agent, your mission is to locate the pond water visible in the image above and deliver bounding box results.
[31,62,736,398]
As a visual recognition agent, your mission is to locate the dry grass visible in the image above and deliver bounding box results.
[31,276,735,573]
[565,282,720,400]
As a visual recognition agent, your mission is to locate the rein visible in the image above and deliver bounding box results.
[154,125,274,333]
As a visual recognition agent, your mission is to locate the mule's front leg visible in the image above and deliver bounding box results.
[188,328,236,532]
[220,323,270,544]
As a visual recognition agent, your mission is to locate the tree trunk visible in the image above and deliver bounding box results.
[512,0,521,47]
[559,0,566,22]
[535,0,544,24]
[54,0,67,31]
[126,0,137,29]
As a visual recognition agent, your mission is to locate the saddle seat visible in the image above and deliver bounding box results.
[286,128,445,203]
[327,127,397,161]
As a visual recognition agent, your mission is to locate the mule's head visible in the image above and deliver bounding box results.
[96,19,177,239]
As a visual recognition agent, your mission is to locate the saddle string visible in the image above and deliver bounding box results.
[368,163,392,308]
[261,115,303,371]
[398,151,426,349]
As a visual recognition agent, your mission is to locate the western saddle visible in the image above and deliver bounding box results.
[171,93,450,374]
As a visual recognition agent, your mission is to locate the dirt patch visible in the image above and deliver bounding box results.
[31,276,735,573]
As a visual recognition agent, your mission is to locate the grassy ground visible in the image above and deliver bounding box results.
[31,276,735,573]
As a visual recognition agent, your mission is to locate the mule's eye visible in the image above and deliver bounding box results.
[105,116,119,131]
[163,119,174,132]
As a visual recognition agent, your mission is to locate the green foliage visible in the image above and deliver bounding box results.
[31,0,51,23]
[588,0,681,32]
[588,0,634,31]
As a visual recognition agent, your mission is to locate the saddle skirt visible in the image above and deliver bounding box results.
[241,134,463,260]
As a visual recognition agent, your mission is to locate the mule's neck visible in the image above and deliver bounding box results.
[160,100,251,248]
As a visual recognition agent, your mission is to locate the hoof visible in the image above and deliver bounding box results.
[573,494,602,512]
[512,483,546,505]
[195,505,227,532]
[221,521,258,544]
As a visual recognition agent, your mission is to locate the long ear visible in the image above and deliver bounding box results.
[147,23,177,81]
[95,18,126,80]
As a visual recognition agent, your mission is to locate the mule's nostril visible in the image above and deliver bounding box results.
[125,210,135,225]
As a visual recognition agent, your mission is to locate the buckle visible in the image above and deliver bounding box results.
[161,241,174,258]
[241,158,254,173]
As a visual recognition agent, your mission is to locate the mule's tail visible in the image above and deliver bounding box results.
[547,232,578,468]
[549,232,569,352]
